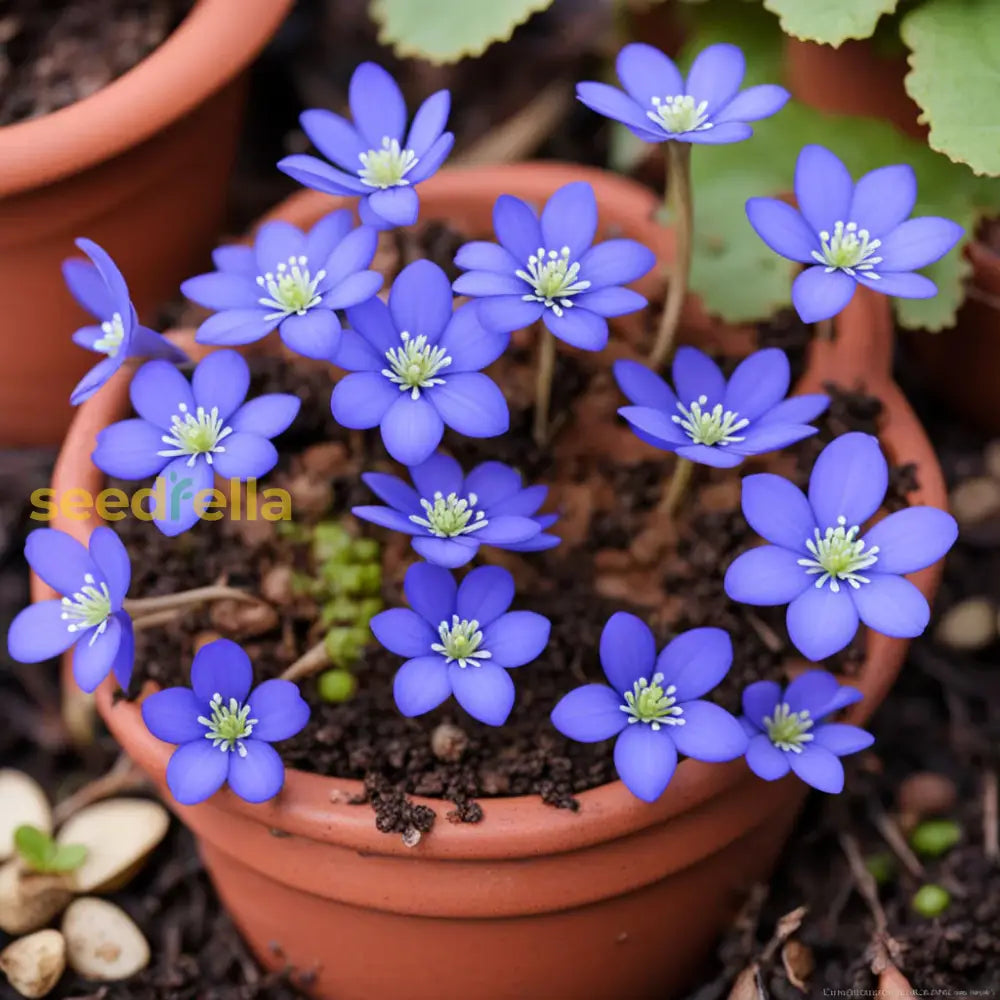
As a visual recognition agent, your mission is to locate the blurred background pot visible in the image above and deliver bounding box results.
[0,0,293,447]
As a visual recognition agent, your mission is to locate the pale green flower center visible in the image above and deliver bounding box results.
[621,672,685,730]
[798,515,880,593]
[409,491,489,538]
[673,395,749,446]
[382,331,451,399]
[647,95,712,134]
[358,137,419,189]
[811,221,883,278]
[60,574,112,642]
[517,246,591,317]
[763,701,814,753]
[432,615,491,668]
[256,255,325,319]
[198,693,258,756]
[157,403,233,467]
[94,312,126,357]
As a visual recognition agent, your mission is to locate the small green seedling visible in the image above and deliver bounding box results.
[864,851,896,886]
[911,883,951,918]
[14,824,88,874]
[318,669,358,703]
[909,818,962,859]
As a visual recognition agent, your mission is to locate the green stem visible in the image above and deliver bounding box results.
[649,142,693,370]
[533,330,557,447]
[657,457,694,518]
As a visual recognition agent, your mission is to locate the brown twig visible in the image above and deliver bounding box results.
[123,585,259,615]
[278,639,330,682]
[52,752,149,825]
[131,608,186,632]
[868,798,925,879]
[984,765,999,864]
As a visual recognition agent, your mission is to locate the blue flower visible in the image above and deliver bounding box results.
[747,145,965,323]
[577,42,788,146]
[725,432,959,661]
[452,181,655,349]
[141,639,309,805]
[354,452,560,569]
[616,346,828,468]
[278,63,453,231]
[331,260,510,466]
[63,239,186,405]
[550,613,748,803]
[7,527,134,693]
[182,211,382,361]
[92,350,300,536]
[370,563,551,726]
[741,670,873,793]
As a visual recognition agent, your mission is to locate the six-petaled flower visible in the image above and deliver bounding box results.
[63,238,186,405]
[453,181,655,350]
[353,451,560,568]
[370,563,550,726]
[747,145,964,323]
[725,432,958,661]
[141,639,310,805]
[740,670,873,793]
[92,350,301,536]
[278,63,453,230]
[616,346,828,468]
[577,42,789,146]
[8,527,134,693]
[551,613,748,802]
[183,211,383,361]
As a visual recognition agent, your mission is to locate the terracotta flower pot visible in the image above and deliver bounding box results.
[0,0,293,448]
[37,164,948,1000]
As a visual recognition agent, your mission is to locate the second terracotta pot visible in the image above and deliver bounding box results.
[41,165,947,1000]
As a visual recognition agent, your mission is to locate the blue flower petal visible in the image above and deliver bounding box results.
[861,506,957,575]
[412,536,477,568]
[110,612,134,689]
[541,309,608,350]
[346,294,398,353]
[454,240,519,274]
[672,346,726,407]
[714,84,789,124]
[746,733,791,780]
[407,132,454,184]
[74,239,130,311]
[746,197,817,264]
[849,573,930,638]
[614,724,677,802]
[449,661,515,726]
[808,432,887,530]
[741,680,782,726]
[616,405,688,448]
[349,62,407,147]
[452,271,526,297]
[72,615,122,693]
[489,484,547,517]
[464,461,522,506]
[254,221,306,274]
[469,515,539,545]
[740,473,817,551]
[166,740,229,805]
[182,272,260,310]
[7,601,76,663]
[212,245,256,274]
[600,611,656,694]
[477,295,545,334]
[381,395,444,465]
[671,700,747,762]
[789,744,844,793]
[675,443,745,468]
[456,565,514,626]
[614,360,678,410]
[371,607,437,657]
[390,260,453,341]
[576,81,662,139]
[192,350,249,419]
[682,122,753,144]
[93,419,167,480]
[404,561,457,626]
[247,679,311,742]
[407,90,450,155]
[437,304,509,373]
[141,687,206,744]
[551,684,627,743]
[786,585,860,661]
[430,373,509,439]
[482,611,550,668]
[151,457,213,537]
[866,271,937,298]
[130,360,195,430]
[573,287,646,318]
[616,42,683,105]
[723,349,790,421]
[25,529,101,597]
[306,209,355,264]
[685,43,745,114]
[62,257,113,319]
[279,310,342,361]
[755,394,829,428]
[656,627,732,701]
[277,154,369,195]
[794,145,853,237]
[363,471,420,513]
[368,187,420,227]
[331,372,398,429]
[393,656,452,717]
[848,164,917,237]
[88,527,130,608]
[783,670,841,716]
[195,309,276,347]
[729,422,817,457]
[191,638,253,705]
[579,239,656,289]
[300,109,366,171]
[213,433,278,481]
[406,452,461,500]
[877,217,964,272]
[228,740,286,803]
[792,266,856,323]
[493,195,542,262]
[813,722,874,757]
[541,182,597,259]
[332,331,383,372]
[353,505,421,535]
[229,394,301,439]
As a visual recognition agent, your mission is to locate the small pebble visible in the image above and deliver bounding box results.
[897,771,959,820]
[912,883,951,917]
[430,723,469,763]
[982,438,1000,480]
[934,597,997,651]
[949,476,1000,525]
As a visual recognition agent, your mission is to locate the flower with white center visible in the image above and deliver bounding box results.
[93,351,300,536]
[185,210,382,362]
[551,614,747,803]
[278,63,454,229]
[616,346,828,470]
[332,261,510,466]
[747,144,965,324]
[142,639,310,806]
[372,563,551,726]
[382,331,452,399]
[353,452,558,569]
[741,671,873,793]
[517,246,591,316]
[63,238,186,406]
[7,527,135,693]
[577,42,789,147]
[725,433,958,661]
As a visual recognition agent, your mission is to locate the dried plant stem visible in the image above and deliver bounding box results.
[131,608,186,632]
[533,331,557,447]
[816,317,835,341]
[657,456,694,517]
[869,798,925,878]
[984,765,999,863]
[123,585,258,616]
[52,751,148,825]
[279,639,330,683]
[61,686,97,749]
[838,830,902,973]
[649,142,692,370]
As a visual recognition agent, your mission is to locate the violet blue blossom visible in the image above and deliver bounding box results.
[183,211,382,361]
[63,238,186,405]
[7,527,134,693]
[746,145,964,323]
[577,42,789,145]
[616,346,828,468]
[278,63,453,230]
[371,562,550,726]
[741,670,873,793]
[92,350,300,536]
[354,452,560,569]
[141,638,310,805]
[452,181,655,349]
[331,260,510,466]
[725,432,958,661]
[550,613,748,802]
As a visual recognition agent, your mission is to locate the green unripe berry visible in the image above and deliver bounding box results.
[909,819,962,859]
[323,625,369,667]
[318,669,357,703]
[912,884,950,917]
[864,851,895,886]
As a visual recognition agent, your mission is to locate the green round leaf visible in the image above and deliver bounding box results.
[14,823,57,871]
[48,843,89,873]
[763,0,898,46]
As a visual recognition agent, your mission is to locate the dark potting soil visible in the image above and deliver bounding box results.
[0,0,195,126]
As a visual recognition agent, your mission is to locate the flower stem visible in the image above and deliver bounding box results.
[123,585,257,616]
[816,317,835,341]
[279,638,330,682]
[533,330,557,447]
[657,457,694,517]
[649,142,693,370]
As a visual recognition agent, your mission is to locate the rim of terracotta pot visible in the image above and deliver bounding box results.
[41,162,947,862]
[0,0,293,197]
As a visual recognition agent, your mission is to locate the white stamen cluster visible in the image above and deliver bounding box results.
[621,673,685,730]
[674,396,749,447]
[409,492,488,538]
[60,574,112,644]
[198,693,258,757]
[257,256,325,320]
[811,221,883,278]
[358,137,419,189]
[382,331,451,399]
[517,246,591,316]
[157,403,233,467]
[798,515,879,592]
[432,615,491,668]
[94,312,126,357]
[647,95,712,134]
[763,702,814,753]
